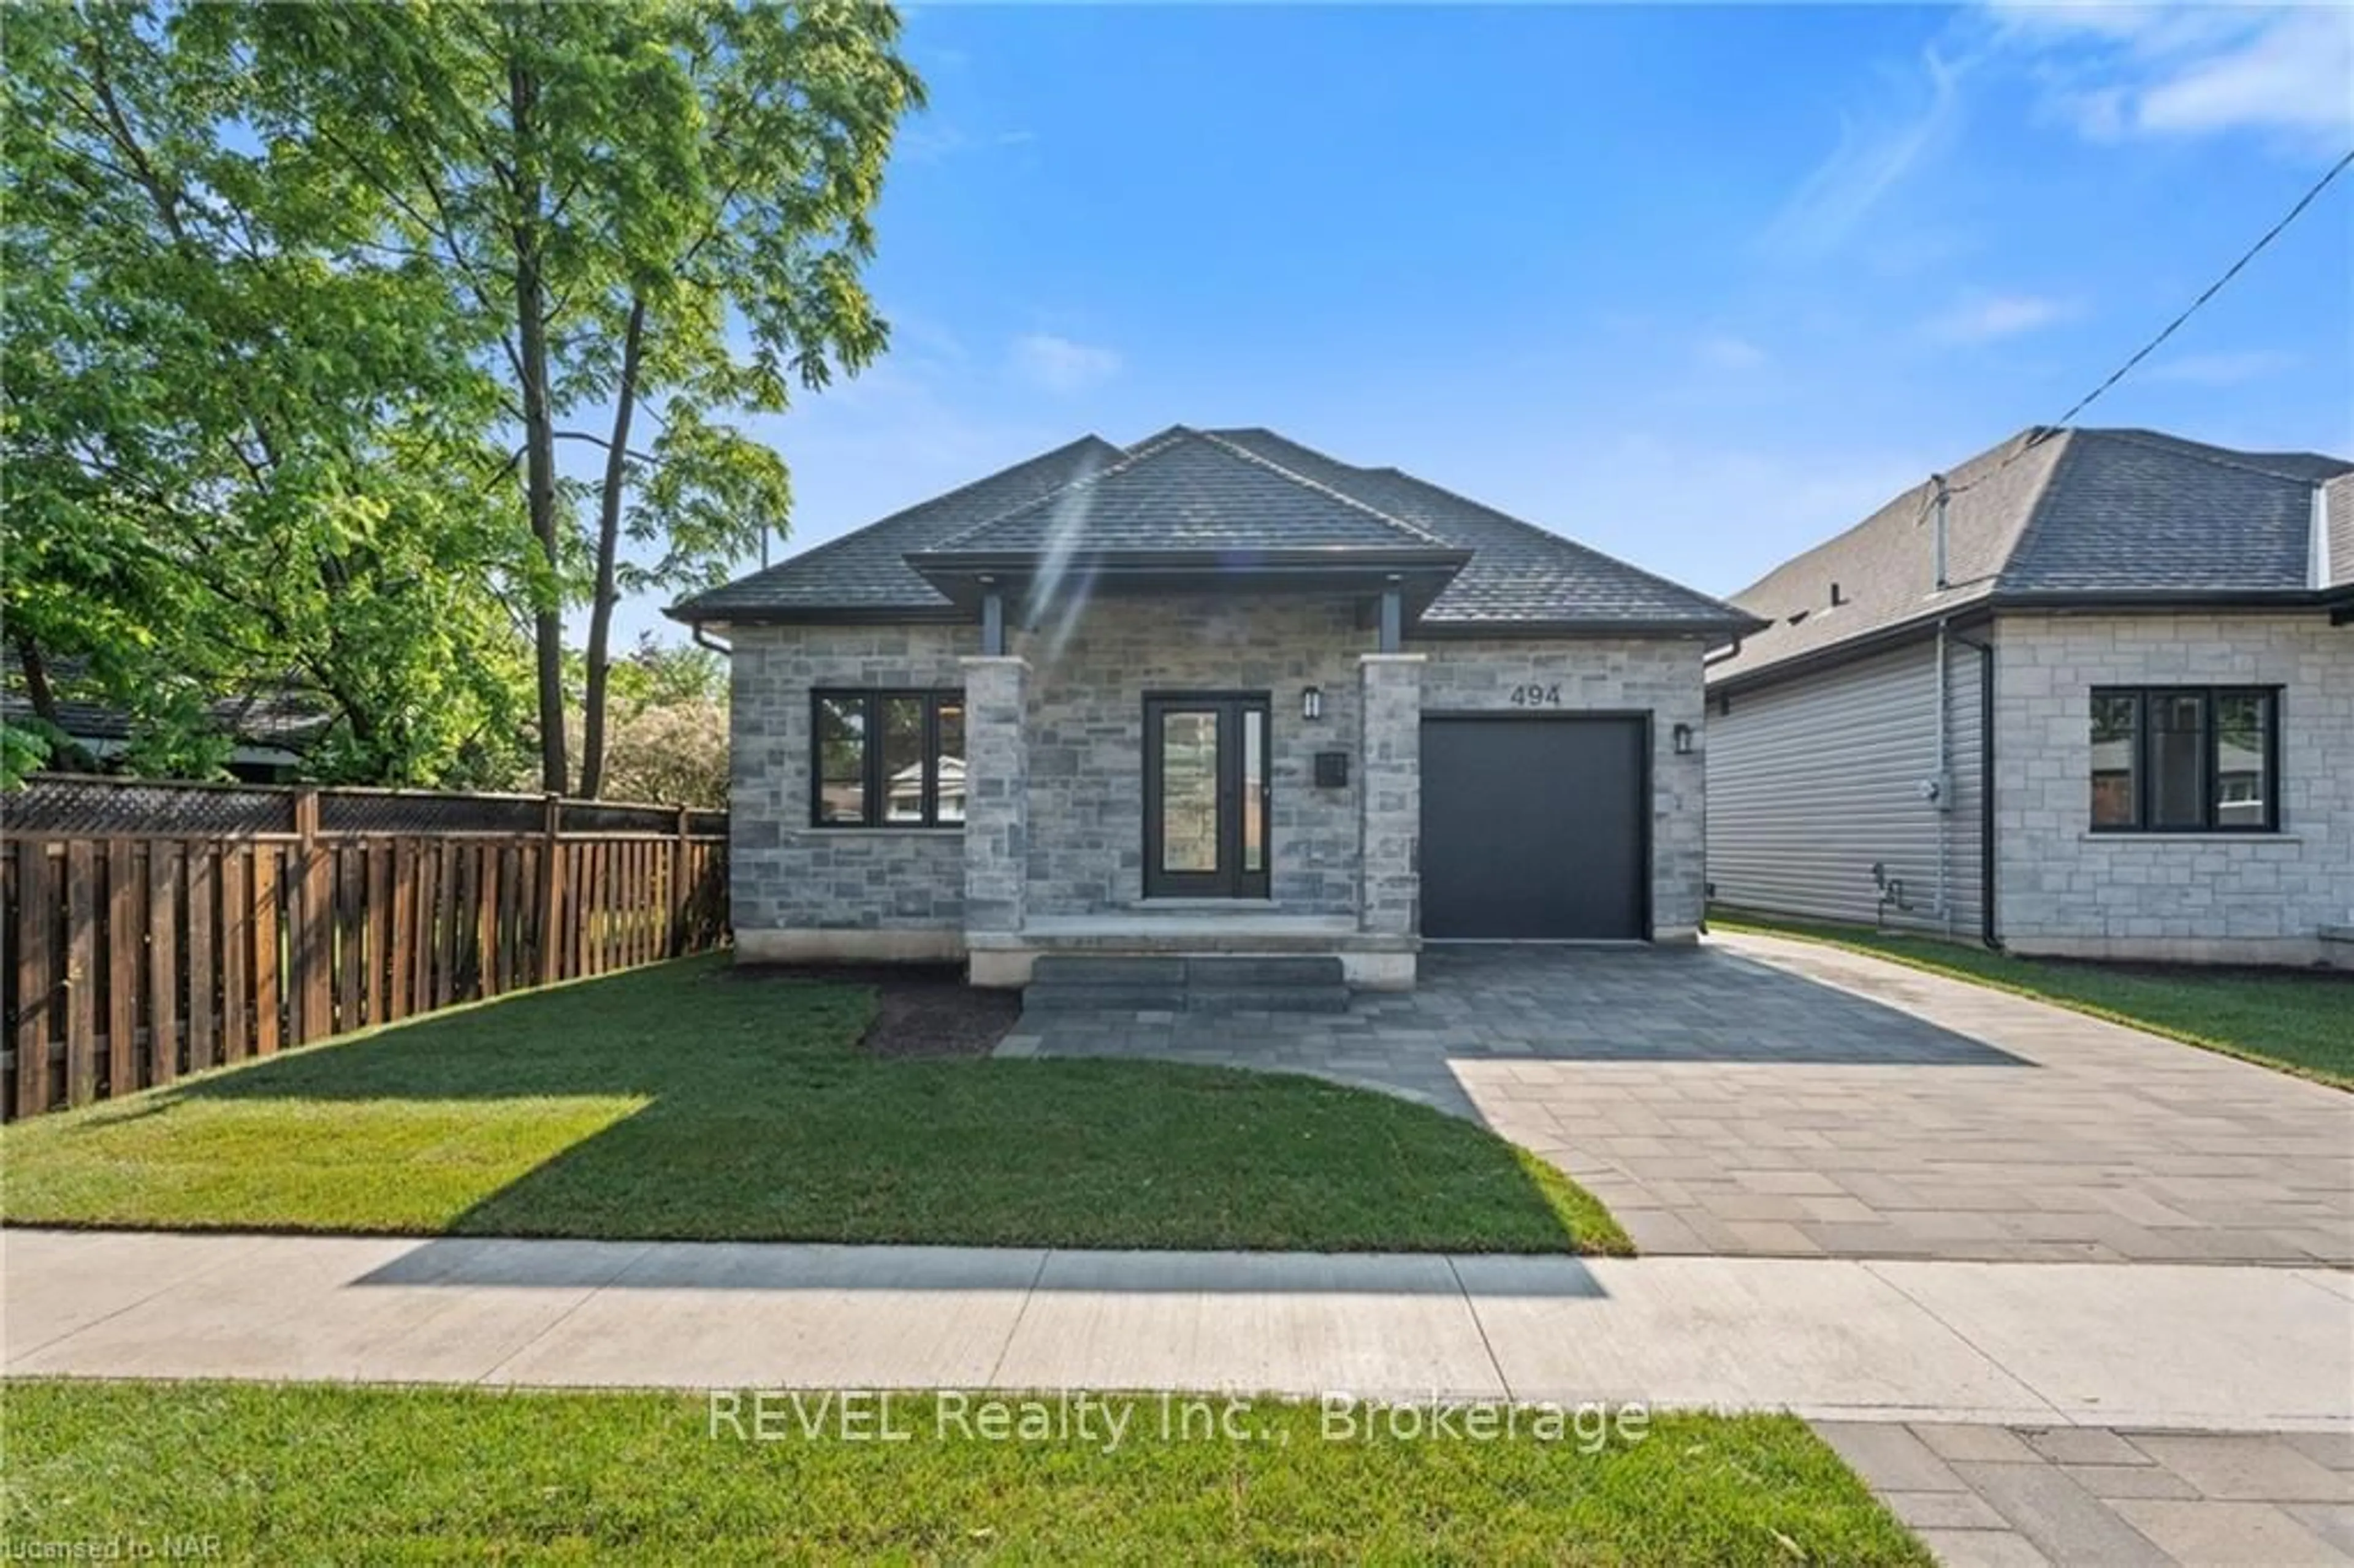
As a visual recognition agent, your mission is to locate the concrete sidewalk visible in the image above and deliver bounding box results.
[7,1228,2349,1432]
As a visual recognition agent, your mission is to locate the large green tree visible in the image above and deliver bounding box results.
[3,1,539,785]
[244,1,920,794]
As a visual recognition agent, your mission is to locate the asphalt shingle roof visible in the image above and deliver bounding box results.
[1710,427,2353,686]
[669,436,1122,618]
[674,425,1754,633]
[920,427,1446,554]
[1205,428,1754,628]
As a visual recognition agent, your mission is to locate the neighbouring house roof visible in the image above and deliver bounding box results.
[1,653,333,757]
[671,425,1758,636]
[1708,427,2354,689]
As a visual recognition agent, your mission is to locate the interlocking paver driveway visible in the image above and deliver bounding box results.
[1816,1420,2354,1566]
[1007,933,2354,1264]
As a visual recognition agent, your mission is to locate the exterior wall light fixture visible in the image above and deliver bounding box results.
[1672,722,1695,755]
[1302,686,1324,721]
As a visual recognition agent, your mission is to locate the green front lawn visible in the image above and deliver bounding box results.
[0,956,1626,1254]
[1714,910,2353,1089]
[0,1382,1927,1565]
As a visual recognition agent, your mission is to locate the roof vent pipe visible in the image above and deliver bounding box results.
[1930,473,1951,592]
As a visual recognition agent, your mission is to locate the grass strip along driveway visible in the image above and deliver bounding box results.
[0,956,1625,1254]
[1,1382,1927,1566]
[1716,911,2353,1089]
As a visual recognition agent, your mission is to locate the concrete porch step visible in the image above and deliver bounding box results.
[1022,954,1349,1014]
[1030,954,1341,988]
[1181,983,1350,1014]
[1030,956,1187,987]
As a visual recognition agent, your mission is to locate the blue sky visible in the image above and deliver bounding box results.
[611,2,2353,647]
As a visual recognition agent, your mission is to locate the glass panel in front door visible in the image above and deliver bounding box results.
[1241,706,1265,873]
[1159,710,1220,873]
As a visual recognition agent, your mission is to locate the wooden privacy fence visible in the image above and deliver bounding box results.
[2,775,728,1122]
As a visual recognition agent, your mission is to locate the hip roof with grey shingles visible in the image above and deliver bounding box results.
[672,425,1755,634]
[1708,427,2354,688]
[918,426,1450,554]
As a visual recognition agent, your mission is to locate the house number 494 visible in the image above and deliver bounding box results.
[1507,683,1561,707]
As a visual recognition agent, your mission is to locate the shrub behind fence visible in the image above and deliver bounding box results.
[2,775,728,1121]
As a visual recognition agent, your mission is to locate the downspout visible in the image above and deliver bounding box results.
[691,624,732,657]
[1929,474,1953,936]
[1934,619,1951,935]
[1948,626,1998,950]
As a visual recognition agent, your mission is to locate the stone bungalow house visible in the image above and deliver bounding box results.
[671,425,1759,989]
[1707,427,2354,967]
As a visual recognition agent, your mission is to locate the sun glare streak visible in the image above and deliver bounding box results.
[1027,481,1102,664]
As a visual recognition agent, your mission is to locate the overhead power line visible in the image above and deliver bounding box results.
[2047,145,2354,431]
[1941,145,2354,502]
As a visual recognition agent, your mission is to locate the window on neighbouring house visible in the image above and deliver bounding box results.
[811,690,966,828]
[2087,687,2279,833]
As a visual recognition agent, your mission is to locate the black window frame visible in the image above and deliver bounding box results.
[2088,685,2281,834]
[809,689,966,829]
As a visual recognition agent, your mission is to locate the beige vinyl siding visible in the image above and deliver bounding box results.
[1707,634,1986,936]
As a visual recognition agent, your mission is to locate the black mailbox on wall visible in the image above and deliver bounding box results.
[1314,751,1350,788]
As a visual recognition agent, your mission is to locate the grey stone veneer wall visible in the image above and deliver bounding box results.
[726,622,978,943]
[1012,595,1374,915]
[1414,636,1713,937]
[726,612,1718,949]
[960,657,1027,934]
[1357,655,1423,935]
[1993,611,2353,964]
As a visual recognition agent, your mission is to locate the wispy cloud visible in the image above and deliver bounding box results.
[900,123,1040,164]
[2141,348,2299,386]
[1762,47,1968,259]
[1008,333,1122,395]
[1985,3,2354,152]
[1923,291,2078,344]
[1697,334,1770,371]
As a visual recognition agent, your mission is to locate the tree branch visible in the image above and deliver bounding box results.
[549,430,658,465]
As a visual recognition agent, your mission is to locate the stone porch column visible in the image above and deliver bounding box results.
[959,655,1029,937]
[1357,653,1425,936]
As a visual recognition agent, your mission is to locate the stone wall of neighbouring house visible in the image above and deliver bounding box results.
[1413,636,1714,938]
[726,622,977,956]
[1993,611,2354,964]
[1013,595,1375,915]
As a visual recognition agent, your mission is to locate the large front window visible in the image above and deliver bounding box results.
[812,690,966,828]
[2089,687,2278,833]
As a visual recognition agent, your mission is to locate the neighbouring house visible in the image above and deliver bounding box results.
[1,653,332,783]
[670,425,1759,988]
[1706,425,2354,967]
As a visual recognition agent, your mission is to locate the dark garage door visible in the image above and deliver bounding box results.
[1420,716,1647,940]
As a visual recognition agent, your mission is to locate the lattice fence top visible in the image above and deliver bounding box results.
[559,802,727,837]
[2,775,291,835]
[318,791,544,835]
[2,774,725,838]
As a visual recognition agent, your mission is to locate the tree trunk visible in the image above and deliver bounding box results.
[579,294,647,799]
[508,56,568,796]
[11,631,59,725]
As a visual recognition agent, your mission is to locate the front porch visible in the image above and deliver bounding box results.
[958,637,1427,990]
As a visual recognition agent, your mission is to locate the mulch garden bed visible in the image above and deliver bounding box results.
[724,962,1020,1057]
